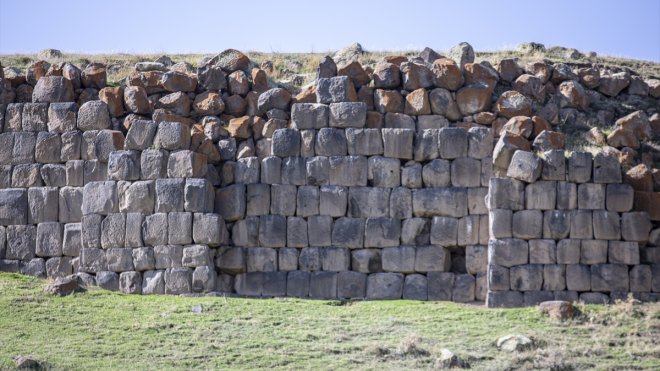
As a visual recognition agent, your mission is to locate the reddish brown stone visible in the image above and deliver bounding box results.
[404,88,431,115]
[228,70,250,96]
[357,86,374,111]
[625,164,654,192]
[337,61,371,89]
[26,60,49,86]
[366,111,384,128]
[431,58,464,91]
[227,116,252,139]
[513,74,546,102]
[464,63,499,90]
[196,139,221,164]
[607,127,639,149]
[127,71,165,94]
[524,61,551,82]
[46,62,64,77]
[585,127,606,146]
[383,56,408,65]
[615,111,652,141]
[493,131,531,170]
[456,84,491,115]
[491,117,509,137]
[532,116,552,138]
[532,130,565,151]
[495,90,533,119]
[123,86,152,114]
[619,147,637,166]
[251,68,269,93]
[193,91,225,116]
[400,62,433,91]
[578,67,600,89]
[633,191,660,221]
[496,59,523,83]
[501,116,534,138]
[162,71,197,92]
[293,85,316,104]
[558,80,589,111]
[374,89,404,113]
[99,87,125,117]
[224,94,247,116]
[372,62,401,89]
[152,109,195,126]
[474,112,496,125]
[82,63,107,89]
[157,91,191,116]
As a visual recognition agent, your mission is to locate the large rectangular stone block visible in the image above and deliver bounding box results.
[27,187,58,224]
[488,177,525,210]
[430,216,458,246]
[280,157,307,185]
[215,184,246,221]
[403,274,428,300]
[608,241,640,265]
[364,217,401,247]
[382,128,414,159]
[415,245,450,272]
[577,183,606,210]
[82,181,118,216]
[62,223,82,257]
[381,246,415,273]
[570,210,593,239]
[331,217,364,249]
[119,180,155,214]
[606,183,634,212]
[567,151,592,183]
[101,213,126,249]
[154,121,191,150]
[413,129,439,162]
[165,267,193,295]
[142,213,168,247]
[347,187,390,218]
[337,271,367,299]
[0,189,28,225]
[488,238,528,267]
[309,271,338,299]
[36,222,62,257]
[413,188,467,218]
[488,264,510,291]
[512,210,543,239]
[591,264,629,292]
[351,249,382,273]
[328,155,368,186]
[422,159,450,187]
[468,127,493,160]
[593,153,621,184]
[486,290,523,308]
[366,272,403,299]
[346,128,383,156]
[510,264,543,291]
[529,239,556,264]
[390,187,412,219]
[368,156,400,188]
[140,149,168,180]
[526,181,556,210]
[286,217,308,247]
[154,245,183,269]
[427,271,455,301]
[286,271,310,298]
[541,150,566,181]
[592,210,620,240]
[192,213,224,247]
[308,215,332,247]
[106,248,134,272]
[291,103,329,129]
[321,247,350,271]
[168,212,192,245]
[258,215,286,248]
[581,240,608,264]
[438,127,468,159]
[235,156,260,184]
[108,150,141,181]
[260,156,282,184]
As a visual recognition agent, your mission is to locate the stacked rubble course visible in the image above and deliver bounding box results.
[0,44,658,306]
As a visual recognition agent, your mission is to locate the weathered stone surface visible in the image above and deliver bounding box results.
[507,150,542,183]
[32,76,75,103]
[154,178,184,213]
[374,89,404,113]
[82,181,117,216]
[488,238,528,267]
[438,127,468,159]
[367,273,403,299]
[329,102,367,128]
[456,84,491,115]
[512,210,543,239]
[77,101,111,131]
[291,103,328,130]
[593,153,621,184]
[567,152,592,183]
[492,131,530,171]
[413,188,467,218]
[328,156,368,186]
[591,264,629,292]
[165,267,192,295]
[381,128,414,160]
[154,121,190,150]
[488,177,525,210]
[167,212,192,245]
[315,128,347,156]
[621,212,652,242]
[332,217,365,249]
[101,213,125,249]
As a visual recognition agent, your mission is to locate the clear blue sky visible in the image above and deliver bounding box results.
[1,0,659,61]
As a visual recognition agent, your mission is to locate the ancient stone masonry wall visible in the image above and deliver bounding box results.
[0,45,659,306]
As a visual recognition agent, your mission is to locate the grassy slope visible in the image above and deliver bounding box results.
[0,273,658,370]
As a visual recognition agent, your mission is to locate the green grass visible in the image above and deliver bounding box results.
[0,273,659,370]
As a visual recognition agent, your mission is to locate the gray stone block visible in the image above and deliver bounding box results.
[61,131,82,162]
[40,164,66,187]
[489,209,512,239]
[182,245,212,268]
[154,245,184,270]
[65,160,84,187]
[77,101,111,131]
[165,267,192,295]
[348,187,389,218]
[577,183,605,210]
[557,239,580,264]
[525,181,557,210]
[142,213,168,247]
[384,113,415,129]
[570,210,593,239]
[21,103,48,131]
[428,271,455,301]
[319,185,347,217]
[328,155,368,186]
[107,248,134,272]
[82,181,117,216]
[403,274,428,300]
[581,240,608,264]
[97,271,120,291]
[107,151,141,181]
[216,247,245,274]
[332,217,365,249]
[101,213,125,249]
[119,271,142,294]
[512,210,543,239]
[291,103,329,129]
[0,134,14,165]
[567,152,592,183]
[286,217,307,247]
[297,186,319,217]
[593,153,621,184]
[286,271,310,297]
[367,272,403,299]
[413,129,439,162]
[591,264,629,292]
[351,249,382,273]
[507,150,542,183]
[300,129,315,157]
[125,120,158,150]
[80,130,97,160]
[260,156,282,184]
[154,121,191,150]
[488,177,525,210]
[543,265,566,291]
[232,217,259,247]
[79,247,107,273]
[12,132,36,164]
[305,156,329,186]
[337,271,367,299]
[132,247,155,271]
[167,212,192,245]
[382,246,415,273]
[259,215,287,248]
[468,127,493,159]
[118,181,154,214]
[488,238,528,267]
[465,245,488,274]
[11,163,42,188]
[270,184,296,216]
[390,187,412,219]
[541,150,566,181]
[82,160,108,183]
[422,159,451,187]
[621,212,652,242]
[62,223,82,257]
[192,213,224,247]
[168,150,207,179]
[401,162,423,188]
[556,181,577,210]
[609,241,640,265]
[316,76,356,104]
[467,187,488,215]
[308,215,332,247]
[298,247,321,271]
[346,128,383,156]
[382,128,414,159]
[451,157,481,187]
[430,216,458,246]
[453,274,476,302]
[630,265,651,292]
[510,264,543,291]
[592,210,620,240]
[278,248,299,271]
[438,127,468,159]
[271,128,301,157]
[184,178,214,213]
[365,217,400,248]
[368,156,400,188]
[140,149,168,180]
[606,183,634,212]
[281,157,307,185]
[125,212,144,247]
[413,188,468,218]
[321,247,350,271]
[329,102,367,128]
[218,138,237,161]
[81,213,102,249]
[315,128,347,156]
[35,132,62,163]
[486,290,523,308]
[27,187,58,224]
[192,266,217,293]
[94,130,125,162]
[529,239,556,264]
[215,184,246,221]
[580,292,610,304]
[415,245,450,272]
[542,210,571,239]
[488,264,510,291]
[36,222,62,257]
[523,291,555,306]
[309,271,338,299]
[20,259,44,279]
[48,102,78,133]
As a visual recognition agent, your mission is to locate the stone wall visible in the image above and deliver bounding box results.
[0,45,658,305]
